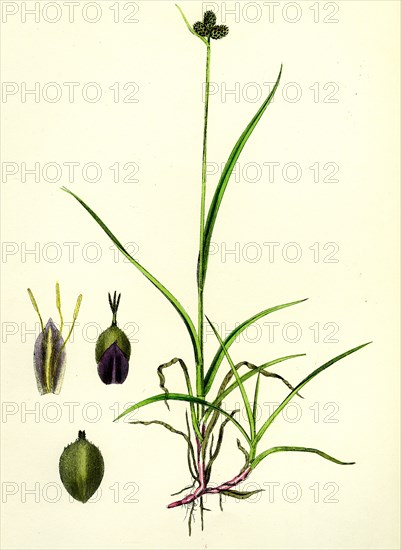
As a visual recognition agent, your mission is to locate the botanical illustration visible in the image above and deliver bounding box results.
[28,283,82,395]
[59,431,104,503]
[96,292,131,385]
[62,6,369,534]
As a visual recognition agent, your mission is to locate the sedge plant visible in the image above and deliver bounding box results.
[62,6,370,535]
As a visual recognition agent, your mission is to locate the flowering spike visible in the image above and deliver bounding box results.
[193,10,229,40]
[193,21,207,37]
[203,11,217,29]
[210,25,229,40]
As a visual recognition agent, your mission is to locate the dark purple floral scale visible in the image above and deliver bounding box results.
[97,342,129,385]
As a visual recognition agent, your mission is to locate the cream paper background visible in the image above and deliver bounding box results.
[1,1,400,549]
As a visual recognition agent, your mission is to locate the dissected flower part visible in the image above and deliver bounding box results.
[95,292,131,384]
[28,283,82,395]
[193,10,229,40]
[59,430,104,503]
[33,319,66,395]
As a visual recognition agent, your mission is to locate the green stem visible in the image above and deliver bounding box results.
[197,38,211,401]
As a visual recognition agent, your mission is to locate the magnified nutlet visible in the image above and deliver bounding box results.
[59,430,104,503]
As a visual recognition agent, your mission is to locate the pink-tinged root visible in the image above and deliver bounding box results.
[167,467,251,508]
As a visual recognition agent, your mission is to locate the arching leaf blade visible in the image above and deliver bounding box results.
[207,354,305,418]
[61,187,201,366]
[206,316,254,439]
[201,65,283,287]
[255,342,371,444]
[114,392,251,444]
[251,446,355,470]
[204,298,307,394]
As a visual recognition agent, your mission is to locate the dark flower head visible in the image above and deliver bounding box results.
[193,11,229,40]
[210,25,229,40]
[203,10,217,29]
[193,21,207,36]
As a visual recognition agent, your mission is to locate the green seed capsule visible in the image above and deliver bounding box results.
[59,431,104,503]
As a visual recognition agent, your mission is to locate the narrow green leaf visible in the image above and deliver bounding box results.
[251,446,355,470]
[204,299,306,394]
[114,392,251,444]
[204,355,303,449]
[201,65,283,287]
[206,316,254,440]
[255,343,371,444]
[61,187,201,367]
[252,372,261,426]
[206,354,305,417]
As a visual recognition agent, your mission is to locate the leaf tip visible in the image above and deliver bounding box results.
[358,341,372,351]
